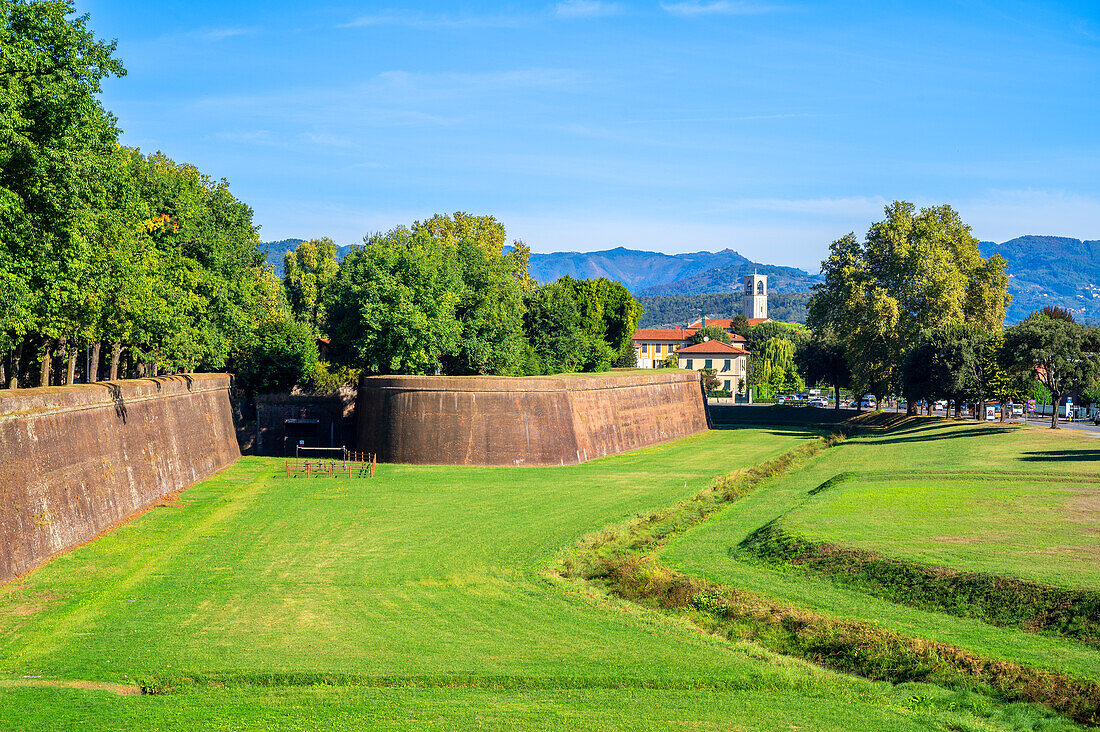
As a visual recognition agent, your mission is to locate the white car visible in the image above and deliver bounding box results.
[809,397,829,408]
[859,397,876,410]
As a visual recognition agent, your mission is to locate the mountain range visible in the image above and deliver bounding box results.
[260,235,1100,324]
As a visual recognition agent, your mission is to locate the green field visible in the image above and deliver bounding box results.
[0,418,1097,729]
[665,420,1100,683]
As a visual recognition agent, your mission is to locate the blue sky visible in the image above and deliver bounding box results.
[78,0,1098,269]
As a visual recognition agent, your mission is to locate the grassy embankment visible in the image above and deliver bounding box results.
[644,412,1100,723]
[0,410,1095,729]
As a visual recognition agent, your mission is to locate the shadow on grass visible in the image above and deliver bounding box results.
[869,425,1018,445]
[1021,449,1100,462]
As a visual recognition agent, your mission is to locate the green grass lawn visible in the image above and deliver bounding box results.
[781,473,1100,589]
[0,420,1093,730]
[664,420,1100,682]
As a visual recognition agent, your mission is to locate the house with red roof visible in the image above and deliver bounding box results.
[676,340,750,398]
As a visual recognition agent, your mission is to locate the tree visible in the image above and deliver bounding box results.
[728,313,750,336]
[283,238,339,335]
[523,279,585,375]
[809,203,1010,414]
[443,237,528,376]
[236,317,318,392]
[412,212,506,255]
[1002,313,1098,428]
[689,325,732,346]
[1,0,126,385]
[796,330,849,409]
[699,367,721,395]
[563,276,642,368]
[327,229,461,375]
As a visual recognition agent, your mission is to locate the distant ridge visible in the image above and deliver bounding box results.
[258,236,1100,324]
[527,246,820,295]
[981,235,1100,323]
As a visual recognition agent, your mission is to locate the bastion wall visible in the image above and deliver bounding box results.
[0,374,239,584]
[357,371,708,466]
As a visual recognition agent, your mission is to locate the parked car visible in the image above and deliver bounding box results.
[1009,403,1023,418]
[775,396,786,405]
[809,397,829,408]
[859,397,876,410]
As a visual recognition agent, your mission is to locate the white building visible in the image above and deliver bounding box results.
[677,341,750,394]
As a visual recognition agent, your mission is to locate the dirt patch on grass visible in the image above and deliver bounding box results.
[0,679,142,695]
[0,588,58,619]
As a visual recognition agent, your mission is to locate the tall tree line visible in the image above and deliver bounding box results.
[0,1,276,389]
[319,213,643,378]
[805,201,1098,427]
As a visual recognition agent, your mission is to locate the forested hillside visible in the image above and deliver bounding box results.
[638,292,811,326]
[980,236,1100,323]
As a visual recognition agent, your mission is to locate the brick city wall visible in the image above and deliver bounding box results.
[357,371,707,466]
[0,374,239,583]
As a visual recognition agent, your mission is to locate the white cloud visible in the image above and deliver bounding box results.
[190,27,259,42]
[554,1,622,19]
[339,9,523,29]
[660,1,779,16]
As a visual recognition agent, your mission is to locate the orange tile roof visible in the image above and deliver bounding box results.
[686,317,769,330]
[676,341,750,355]
[633,328,692,340]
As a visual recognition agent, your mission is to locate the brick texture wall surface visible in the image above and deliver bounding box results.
[0,374,239,583]
[357,371,707,466]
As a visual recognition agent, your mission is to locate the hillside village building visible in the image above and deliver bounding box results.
[632,273,770,369]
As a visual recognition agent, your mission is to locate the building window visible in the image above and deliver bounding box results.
[724,359,731,371]
[685,359,693,369]
[654,344,662,356]
[724,380,731,391]
[641,343,648,354]
[757,281,764,294]
[704,359,712,369]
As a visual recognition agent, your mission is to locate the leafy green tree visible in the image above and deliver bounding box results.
[412,212,506,254]
[699,367,721,395]
[562,276,642,368]
[522,279,585,375]
[443,238,528,376]
[1001,312,1099,428]
[796,330,849,409]
[327,229,461,375]
[689,325,732,345]
[809,203,1010,413]
[236,318,318,392]
[728,313,750,336]
[284,237,339,335]
[1,0,125,385]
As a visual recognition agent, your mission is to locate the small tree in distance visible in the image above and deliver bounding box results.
[1001,311,1099,428]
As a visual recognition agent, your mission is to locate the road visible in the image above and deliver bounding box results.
[709,399,1100,436]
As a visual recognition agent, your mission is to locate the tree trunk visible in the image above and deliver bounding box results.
[0,356,5,388]
[833,381,841,410]
[89,342,101,383]
[108,342,122,381]
[66,349,77,385]
[9,342,23,389]
[1051,392,1060,429]
[38,340,52,387]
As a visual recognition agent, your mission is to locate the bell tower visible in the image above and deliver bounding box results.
[743,272,767,320]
